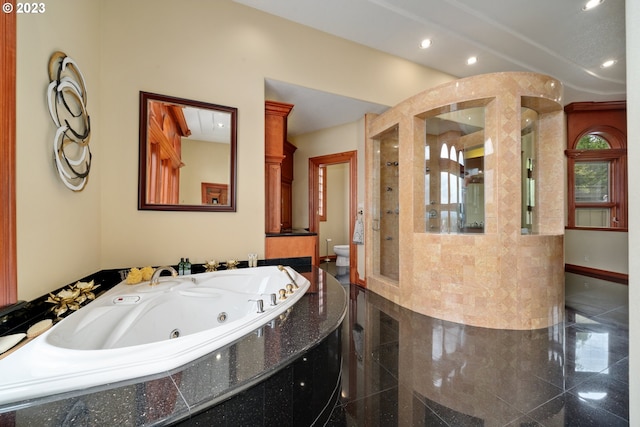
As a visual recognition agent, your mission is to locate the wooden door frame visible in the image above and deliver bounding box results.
[308,151,359,285]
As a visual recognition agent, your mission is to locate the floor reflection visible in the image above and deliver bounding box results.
[322,264,629,426]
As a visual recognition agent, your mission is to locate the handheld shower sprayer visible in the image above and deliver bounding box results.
[277,265,299,289]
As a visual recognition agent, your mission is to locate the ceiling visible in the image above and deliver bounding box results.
[239,0,626,135]
[264,79,390,136]
[183,107,232,144]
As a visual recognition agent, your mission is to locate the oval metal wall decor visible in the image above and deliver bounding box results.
[46,51,91,191]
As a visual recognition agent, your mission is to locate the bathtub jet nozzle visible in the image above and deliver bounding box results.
[277,265,299,289]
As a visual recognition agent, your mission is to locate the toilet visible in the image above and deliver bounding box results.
[333,245,350,267]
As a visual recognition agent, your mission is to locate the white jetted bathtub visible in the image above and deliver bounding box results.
[0,265,309,405]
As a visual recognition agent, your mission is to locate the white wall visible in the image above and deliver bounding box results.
[15,0,454,300]
[626,0,639,423]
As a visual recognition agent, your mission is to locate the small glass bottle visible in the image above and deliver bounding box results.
[184,258,192,275]
[178,258,185,275]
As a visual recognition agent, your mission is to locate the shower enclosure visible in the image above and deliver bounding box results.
[366,72,564,330]
[372,126,399,280]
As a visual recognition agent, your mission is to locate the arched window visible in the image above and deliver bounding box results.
[565,127,627,229]
[440,143,448,159]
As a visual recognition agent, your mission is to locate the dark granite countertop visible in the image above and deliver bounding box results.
[265,228,317,237]
[0,267,347,426]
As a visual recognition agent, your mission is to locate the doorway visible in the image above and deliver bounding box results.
[309,151,359,286]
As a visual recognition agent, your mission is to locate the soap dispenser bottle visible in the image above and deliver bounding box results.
[178,258,185,275]
[184,258,192,275]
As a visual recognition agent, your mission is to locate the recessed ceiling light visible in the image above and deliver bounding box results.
[419,39,432,49]
[601,59,617,68]
[467,56,478,65]
[582,0,604,11]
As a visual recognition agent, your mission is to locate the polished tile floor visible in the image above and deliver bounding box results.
[321,263,629,426]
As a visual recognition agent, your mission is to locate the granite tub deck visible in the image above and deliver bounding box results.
[0,266,347,426]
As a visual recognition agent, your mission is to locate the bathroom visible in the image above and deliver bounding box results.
[1,0,636,425]
[1,1,443,419]
[300,154,352,284]
[317,162,350,278]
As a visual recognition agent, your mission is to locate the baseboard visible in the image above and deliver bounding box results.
[564,263,628,285]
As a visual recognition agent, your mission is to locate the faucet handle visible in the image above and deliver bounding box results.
[285,284,294,295]
[270,293,277,306]
[278,289,287,300]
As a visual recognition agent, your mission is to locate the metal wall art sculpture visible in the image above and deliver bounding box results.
[46,51,91,191]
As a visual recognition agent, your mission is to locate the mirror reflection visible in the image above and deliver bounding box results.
[138,92,237,211]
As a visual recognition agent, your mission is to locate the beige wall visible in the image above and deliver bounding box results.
[290,121,362,229]
[291,120,368,278]
[565,229,628,274]
[180,141,230,205]
[16,0,103,300]
[319,163,350,257]
[15,0,453,300]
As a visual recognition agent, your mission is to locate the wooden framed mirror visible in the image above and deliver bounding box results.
[138,92,237,212]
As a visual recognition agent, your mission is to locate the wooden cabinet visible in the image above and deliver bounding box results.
[265,101,297,232]
[265,234,318,266]
[265,101,294,233]
[282,141,296,182]
[264,101,316,265]
[281,141,296,230]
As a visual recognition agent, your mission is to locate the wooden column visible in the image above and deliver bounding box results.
[265,101,294,233]
[0,1,17,307]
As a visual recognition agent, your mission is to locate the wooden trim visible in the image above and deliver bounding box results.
[0,1,17,307]
[565,102,627,229]
[565,148,626,160]
[565,226,628,232]
[318,165,327,221]
[308,151,359,285]
[265,100,295,117]
[201,182,228,205]
[564,101,627,113]
[139,91,238,212]
[565,263,628,285]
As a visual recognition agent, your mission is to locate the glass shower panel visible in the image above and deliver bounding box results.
[424,107,485,233]
[372,126,399,281]
[521,108,538,234]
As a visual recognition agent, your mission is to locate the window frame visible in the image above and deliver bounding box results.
[318,165,327,222]
[565,126,627,230]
